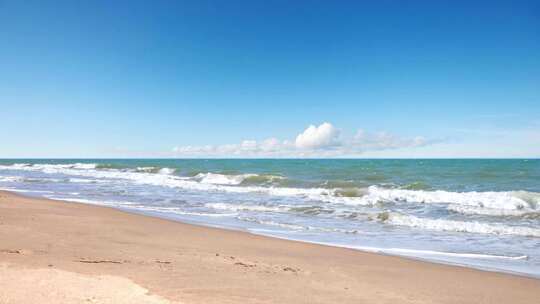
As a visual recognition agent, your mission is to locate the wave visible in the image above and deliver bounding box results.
[205,202,287,212]
[0,163,31,169]
[158,168,175,175]
[0,163,97,172]
[385,213,540,237]
[359,186,540,211]
[290,205,336,215]
[0,163,177,175]
[349,246,528,261]
[0,176,24,182]
[136,167,176,175]
[94,163,126,170]
[46,196,238,217]
[0,188,55,194]
[127,205,238,217]
[195,172,257,185]
[194,172,285,186]
[46,197,139,206]
[2,163,540,213]
[22,177,64,183]
[334,187,369,198]
[401,181,431,190]
[447,205,540,217]
[238,216,358,234]
[68,178,108,183]
[241,174,286,186]
[205,202,340,217]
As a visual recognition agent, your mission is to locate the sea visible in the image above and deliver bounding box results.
[0,159,539,277]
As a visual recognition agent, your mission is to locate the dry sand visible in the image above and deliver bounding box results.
[0,190,539,303]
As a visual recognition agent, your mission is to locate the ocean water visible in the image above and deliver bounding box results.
[0,159,539,277]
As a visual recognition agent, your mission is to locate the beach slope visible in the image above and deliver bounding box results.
[0,191,538,303]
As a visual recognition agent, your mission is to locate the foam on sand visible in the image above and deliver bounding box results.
[349,246,528,261]
[47,196,239,218]
[205,202,288,212]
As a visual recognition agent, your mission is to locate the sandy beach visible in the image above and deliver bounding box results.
[0,190,539,303]
[3,0,539,302]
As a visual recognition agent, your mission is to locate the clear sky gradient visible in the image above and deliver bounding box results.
[1,0,539,158]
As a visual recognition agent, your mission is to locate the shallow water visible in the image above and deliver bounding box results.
[0,159,539,277]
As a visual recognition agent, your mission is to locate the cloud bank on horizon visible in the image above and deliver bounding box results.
[172,122,435,157]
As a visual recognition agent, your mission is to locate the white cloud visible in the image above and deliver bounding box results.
[350,130,429,151]
[171,122,436,157]
[295,122,340,149]
[259,138,281,151]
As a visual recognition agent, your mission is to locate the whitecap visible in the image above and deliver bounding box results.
[356,186,540,211]
[195,172,256,185]
[3,163,539,214]
[447,205,537,217]
[386,213,540,237]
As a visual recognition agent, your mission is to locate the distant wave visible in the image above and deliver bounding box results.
[1,163,539,214]
[136,167,176,175]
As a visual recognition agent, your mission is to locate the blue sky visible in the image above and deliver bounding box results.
[1,0,539,158]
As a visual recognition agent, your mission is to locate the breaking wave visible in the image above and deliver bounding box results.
[195,172,257,185]
[358,186,540,211]
[3,160,539,277]
[385,213,540,237]
[1,164,539,214]
[238,217,359,234]
[136,167,176,174]
[447,205,540,217]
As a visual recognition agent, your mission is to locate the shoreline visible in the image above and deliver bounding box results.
[18,189,539,280]
[1,190,539,303]
[122,205,538,280]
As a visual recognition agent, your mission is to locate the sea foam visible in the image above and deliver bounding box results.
[2,163,539,213]
[361,186,538,210]
[386,213,540,237]
[196,172,256,185]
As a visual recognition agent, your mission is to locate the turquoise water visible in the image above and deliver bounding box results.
[1,159,539,277]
